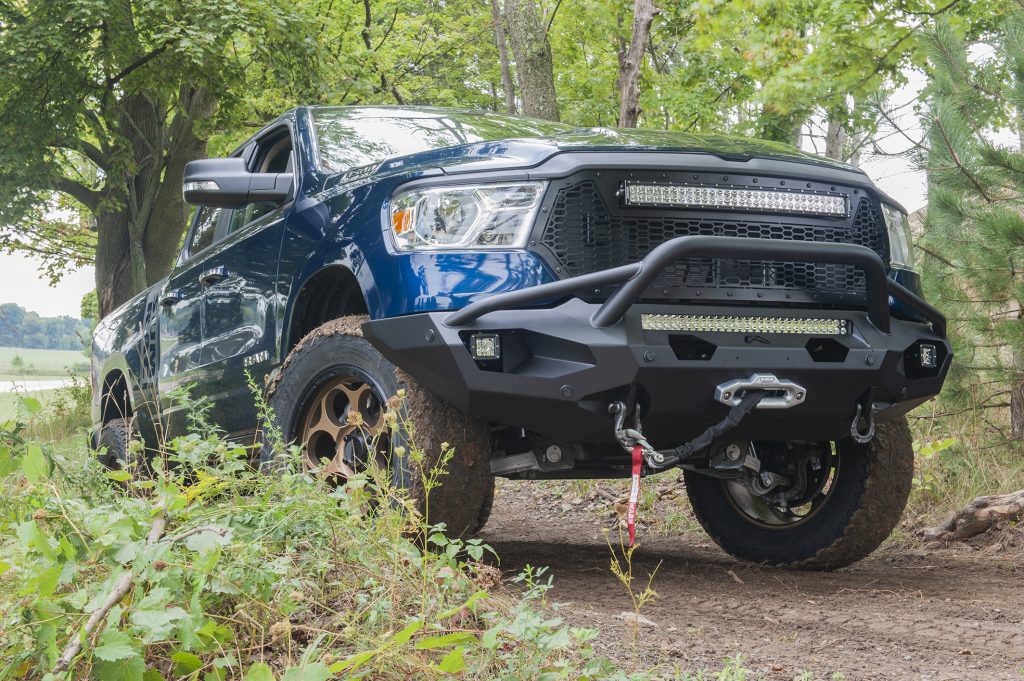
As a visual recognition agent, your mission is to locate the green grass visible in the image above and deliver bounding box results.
[0,389,58,421]
[0,392,653,681]
[0,346,88,377]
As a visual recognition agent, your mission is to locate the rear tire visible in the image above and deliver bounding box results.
[95,417,151,475]
[685,417,914,570]
[96,418,132,468]
[263,316,494,538]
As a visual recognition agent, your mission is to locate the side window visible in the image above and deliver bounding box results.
[226,130,294,236]
[187,207,222,258]
[227,201,277,234]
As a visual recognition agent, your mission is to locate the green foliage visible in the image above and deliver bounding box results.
[0,0,1007,317]
[80,292,100,325]
[0,396,635,680]
[0,303,92,351]
[0,0,319,313]
[912,437,959,497]
[550,0,997,146]
[603,529,660,668]
[917,9,1024,424]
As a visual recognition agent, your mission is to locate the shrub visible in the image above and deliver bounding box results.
[0,394,633,680]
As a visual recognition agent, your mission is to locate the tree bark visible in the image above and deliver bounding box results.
[94,89,214,318]
[618,0,657,128]
[94,210,136,319]
[504,0,559,121]
[848,130,866,167]
[922,489,1024,542]
[825,117,847,161]
[1011,376,1024,438]
[491,0,517,114]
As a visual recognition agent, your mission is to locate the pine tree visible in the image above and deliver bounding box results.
[919,12,1024,435]
[918,11,1024,540]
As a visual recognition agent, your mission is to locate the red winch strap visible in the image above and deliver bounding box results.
[627,444,642,546]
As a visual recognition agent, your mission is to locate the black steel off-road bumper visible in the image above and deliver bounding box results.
[363,236,951,445]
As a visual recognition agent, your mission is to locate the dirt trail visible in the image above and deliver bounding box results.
[479,480,1024,680]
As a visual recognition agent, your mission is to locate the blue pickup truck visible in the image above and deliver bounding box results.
[91,106,950,569]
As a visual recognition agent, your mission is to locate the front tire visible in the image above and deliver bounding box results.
[263,316,494,537]
[685,417,914,570]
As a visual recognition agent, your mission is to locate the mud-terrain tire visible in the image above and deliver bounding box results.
[95,418,133,468]
[474,478,495,533]
[263,316,494,538]
[684,417,914,570]
[94,417,152,474]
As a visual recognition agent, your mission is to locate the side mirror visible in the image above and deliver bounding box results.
[182,158,293,208]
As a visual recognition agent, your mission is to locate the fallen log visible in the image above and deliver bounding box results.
[922,489,1024,542]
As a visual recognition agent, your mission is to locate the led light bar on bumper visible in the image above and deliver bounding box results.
[641,314,850,335]
[623,183,848,216]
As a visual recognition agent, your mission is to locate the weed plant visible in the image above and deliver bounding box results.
[0,389,625,680]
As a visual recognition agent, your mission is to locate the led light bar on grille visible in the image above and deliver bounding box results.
[623,183,847,216]
[641,314,849,335]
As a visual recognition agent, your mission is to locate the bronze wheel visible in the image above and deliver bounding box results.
[297,370,390,483]
[264,315,495,537]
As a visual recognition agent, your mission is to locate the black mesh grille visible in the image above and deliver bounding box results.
[538,180,888,303]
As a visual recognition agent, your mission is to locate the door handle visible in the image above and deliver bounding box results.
[159,290,182,308]
[199,266,228,286]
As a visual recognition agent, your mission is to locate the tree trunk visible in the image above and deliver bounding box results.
[617,0,657,128]
[1018,107,1024,150]
[504,0,559,121]
[1012,376,1024,438]
[848,130,866,167]
[95,89,214,318]
[491,0,517,114]
[94,210,136,318]
[825,117,847,161]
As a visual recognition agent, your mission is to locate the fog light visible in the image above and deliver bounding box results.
[469,333,501,361]
[919,343,937,369]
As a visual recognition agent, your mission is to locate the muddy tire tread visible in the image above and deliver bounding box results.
[687,418,914,570]
[97,417,133,468]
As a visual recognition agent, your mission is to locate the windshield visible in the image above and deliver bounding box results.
[310,107,571,173]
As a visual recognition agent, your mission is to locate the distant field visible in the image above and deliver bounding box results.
[0,346,89,377]
[0,389,57,421]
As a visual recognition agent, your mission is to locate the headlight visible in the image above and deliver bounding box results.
[881,202,914,269]
[389,182,546,250]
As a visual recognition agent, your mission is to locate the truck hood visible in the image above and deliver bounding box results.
[371,126,860,177]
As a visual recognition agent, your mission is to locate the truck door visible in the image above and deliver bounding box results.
[196,127,293,439]
[158,205,226,438]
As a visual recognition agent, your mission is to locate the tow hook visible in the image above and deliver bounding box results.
[609,401,661,468]
[608,391,767,546]
[609,402,660,547]
[849,402,876,444]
